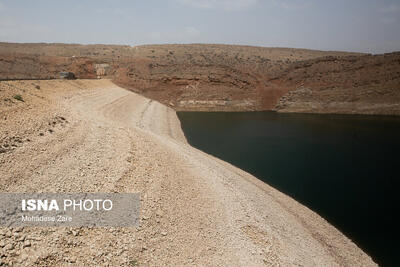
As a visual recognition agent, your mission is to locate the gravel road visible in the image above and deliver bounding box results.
[0,80,376,266]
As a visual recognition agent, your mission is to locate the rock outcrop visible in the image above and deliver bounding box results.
[1,43,399,115]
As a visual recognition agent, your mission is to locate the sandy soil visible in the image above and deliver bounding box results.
[0,80,376,266]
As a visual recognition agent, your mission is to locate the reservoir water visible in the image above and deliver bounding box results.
[178,111,400,267]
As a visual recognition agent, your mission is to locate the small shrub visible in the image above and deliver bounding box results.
[35,85,40,89]
[13,94,24,102]
[129,259,139,266]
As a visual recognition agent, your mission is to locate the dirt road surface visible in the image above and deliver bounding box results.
[0,80,376,266]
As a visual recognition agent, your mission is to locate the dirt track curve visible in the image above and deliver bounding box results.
[0,80,376,266]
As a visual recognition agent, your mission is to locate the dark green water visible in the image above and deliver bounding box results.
[178,111,400,267]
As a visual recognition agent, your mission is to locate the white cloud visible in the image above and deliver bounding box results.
[381,17,396,24]
[95,7,125,15]
[0,16,51,42]
[176,0,258,11]
[176,0,312,11]
[147,31,162,40]
[185,26,200,36]
[380,4,400,14]
[145,27,201,43]
[270,0,311,10]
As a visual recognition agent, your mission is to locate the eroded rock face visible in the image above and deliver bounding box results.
[274,53,400,115]
[1,43,399,115]
[0,53,96,80]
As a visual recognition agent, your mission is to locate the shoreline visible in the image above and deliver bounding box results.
[0,79,376,265]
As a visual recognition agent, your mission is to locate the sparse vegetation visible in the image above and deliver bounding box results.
[13,94,24,102]
[129,259,139,266]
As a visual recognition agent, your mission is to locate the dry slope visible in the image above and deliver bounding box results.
[0,79,376,266]
[1,42,399,115]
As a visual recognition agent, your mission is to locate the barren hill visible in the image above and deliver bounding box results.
[0,42,399,115]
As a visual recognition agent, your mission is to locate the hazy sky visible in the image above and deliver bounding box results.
[0,0,399,53]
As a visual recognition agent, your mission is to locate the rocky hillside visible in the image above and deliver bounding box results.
[0,42,399,115]
[274,53,400,115]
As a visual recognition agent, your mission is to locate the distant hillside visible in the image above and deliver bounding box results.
[1,42,399,115]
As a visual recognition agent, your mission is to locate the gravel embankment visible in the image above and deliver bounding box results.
[0,80,376,266]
